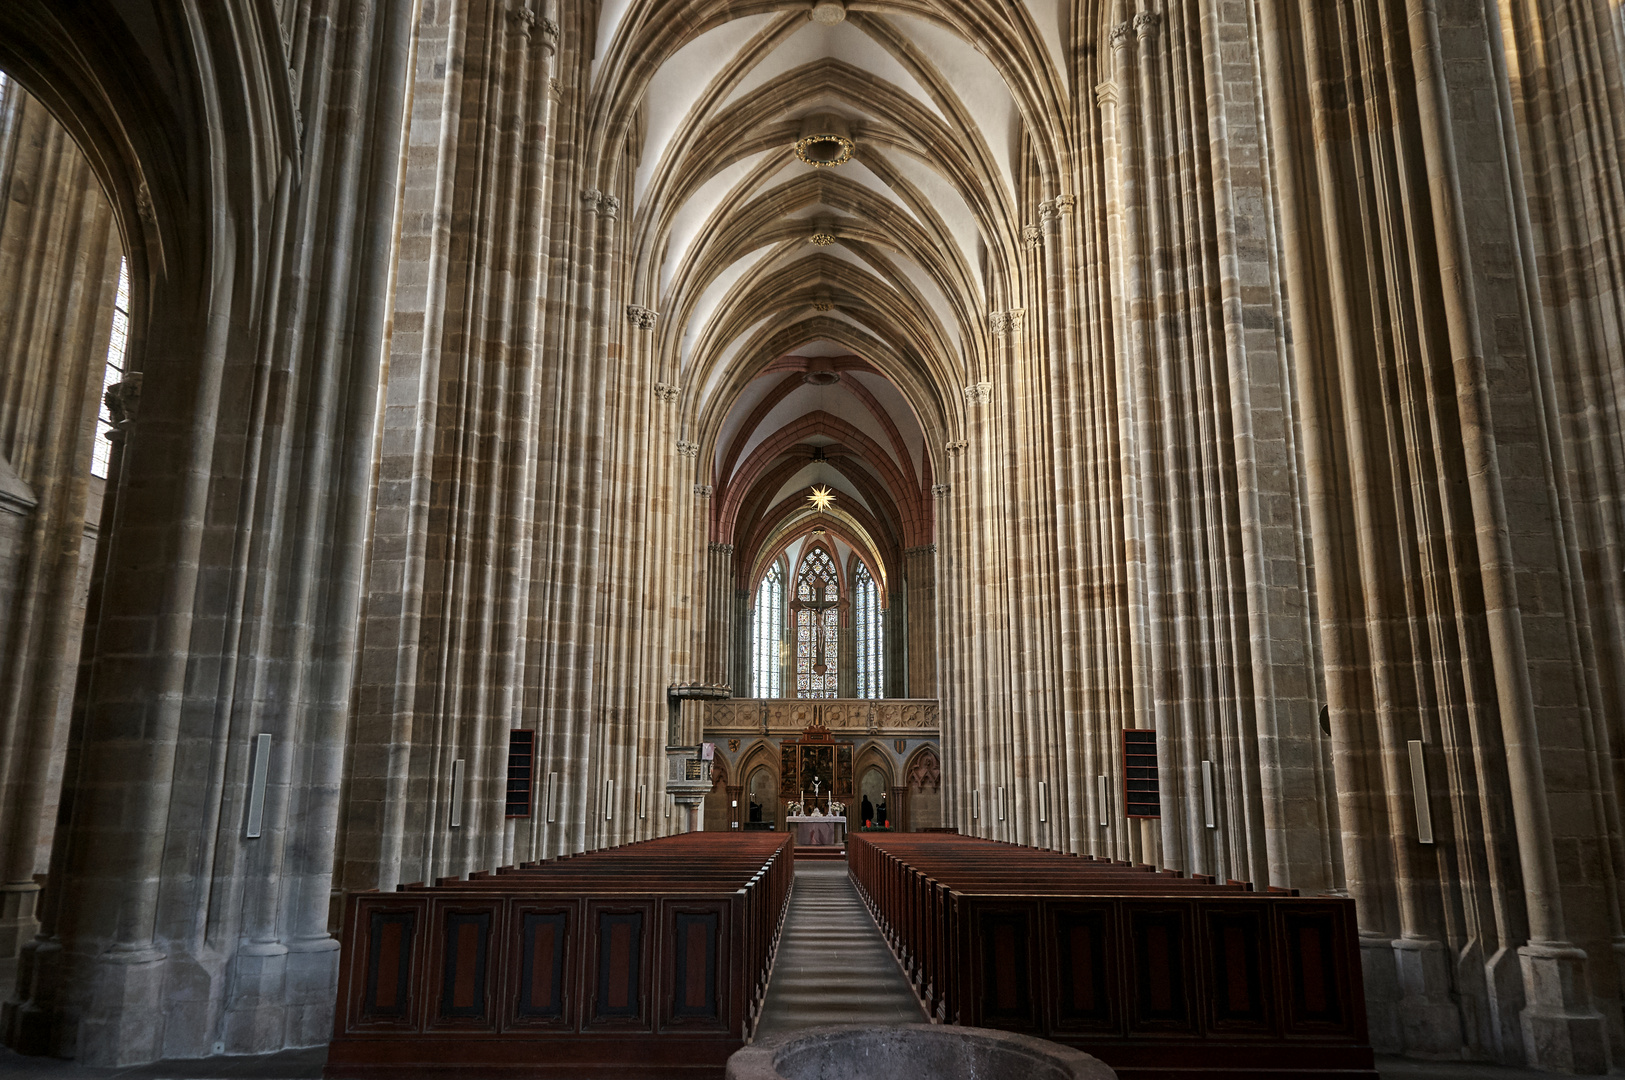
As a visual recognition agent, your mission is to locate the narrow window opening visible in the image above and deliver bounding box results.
[751,561,784,697]
[92,256,131,479]
[854,562,883,698]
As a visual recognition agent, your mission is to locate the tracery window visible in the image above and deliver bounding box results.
[854,562,883,698]
[793,545,840,698]
[91,257,131,479]
[751,561,785,697]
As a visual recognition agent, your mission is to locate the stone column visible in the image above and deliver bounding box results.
[704,540,733,686]
[0,81,121,990]
[903,545,935,697]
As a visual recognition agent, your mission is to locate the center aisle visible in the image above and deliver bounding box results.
[753,862,929,1038]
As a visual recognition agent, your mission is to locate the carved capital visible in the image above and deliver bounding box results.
[1008,308,1026,332]
[1023,223,1043,248]
[1054,193,1077,216]
[963,382,992,406]
[627,304,659,330]
[945,439,968,455]
[1134,11,1161,38]
[508,4,537,34]
[581,187,602,212]
[1109,21,1132,50]
[600,193,621,220]
[931,483,951,499]
[105,372,144,429]
[653,382,681,404]
[1037,200,1058,225]
[989,311,1008,334]
[676,440,700,459]
[694,484,714,498]
[709,541,735,555]
[539,16,560,50]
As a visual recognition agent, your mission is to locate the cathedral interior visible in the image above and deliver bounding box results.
[0,0,1624,1075]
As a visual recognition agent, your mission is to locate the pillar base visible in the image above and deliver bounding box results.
[1,936,65,1057]
[284,937,340,1049]
[1358,932,1401,1053]
[1393,937,1464,1058]
[222,942,288,1056]
[76,946,168,1067]
[1518,944,1607,1074]
[0,882,42,999]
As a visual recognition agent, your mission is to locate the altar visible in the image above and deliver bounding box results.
[787,813,846,847]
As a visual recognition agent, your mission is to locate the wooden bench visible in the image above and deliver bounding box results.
[325,833,794,1079]
[848,834,1376,1080]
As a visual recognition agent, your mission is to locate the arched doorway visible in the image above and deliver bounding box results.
[858,766,891,828]
[747,765,777,829]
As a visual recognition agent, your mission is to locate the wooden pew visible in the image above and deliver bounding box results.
[325,833,793,1079]
[848,834,1376,1080]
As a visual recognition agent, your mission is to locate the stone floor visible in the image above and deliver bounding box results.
[0,864,1613,1078]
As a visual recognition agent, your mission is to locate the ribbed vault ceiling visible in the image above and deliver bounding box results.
[589,0,1077,585]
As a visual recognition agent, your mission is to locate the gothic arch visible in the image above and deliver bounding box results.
[904,745,941,793]
[735,739,779,794]
[852,740,896,791]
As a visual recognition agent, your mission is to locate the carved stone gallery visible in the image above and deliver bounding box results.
[0,0,1622,1075]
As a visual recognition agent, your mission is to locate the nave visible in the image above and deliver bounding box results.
[0,0,1623,1074]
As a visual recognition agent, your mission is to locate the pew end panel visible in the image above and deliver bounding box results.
[584,898,657,1033]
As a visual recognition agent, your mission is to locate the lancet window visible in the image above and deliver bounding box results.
[854,562,883,698]
[751,561,785,697]
[91,257,131,478]
[794,545,840,698]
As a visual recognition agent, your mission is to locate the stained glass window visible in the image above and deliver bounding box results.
[854,562,883,698]
[751,561,785,697]
[92,257,131,479]
[793,545,840,698]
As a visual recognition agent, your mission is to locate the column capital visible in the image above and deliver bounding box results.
[676,440,700,459]
[105,372,144,430]
[653,382,680,403]
[627,304,660,330]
